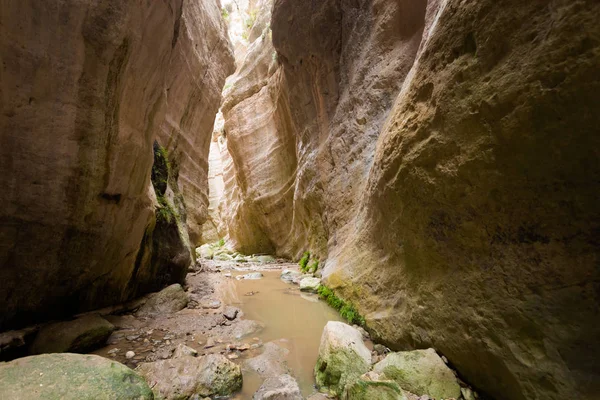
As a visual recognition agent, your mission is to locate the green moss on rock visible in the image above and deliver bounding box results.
[374,349,461,399]
[0,353,153,400]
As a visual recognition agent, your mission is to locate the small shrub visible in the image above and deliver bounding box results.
[221,8,230,20]
[298,251,310,273]
[317,285,366,326]
[309,259,319,274]
[218,238,225,247]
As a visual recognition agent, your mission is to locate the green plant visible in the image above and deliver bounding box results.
[155,194,178,224]
[309,259,319,274]
[245,9,257,29]
[298,251,310,273]
[221,7,230,20]
[318,285,366,326]
[218,238,225,247]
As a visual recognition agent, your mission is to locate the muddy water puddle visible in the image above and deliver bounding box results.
[222,270,343,399]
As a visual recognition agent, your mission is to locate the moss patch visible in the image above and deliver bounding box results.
[318,285,366,326]
[298,251,310,272]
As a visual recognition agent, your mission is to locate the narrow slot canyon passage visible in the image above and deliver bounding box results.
[0,1,599,400]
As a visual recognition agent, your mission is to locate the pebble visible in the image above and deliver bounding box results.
[125,351,135,359]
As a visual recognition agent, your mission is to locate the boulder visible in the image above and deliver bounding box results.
[214,253,234,261]
[253,374,303,400]
[137,353,242,399]
[373,349,460,400]
[237,272,264,280]
[314,321,371,395]
[245,341,290,378]
[136,284,189,317]
[299,277,321,293]
[280,269,302,283]
[196,244,215,260]
[173,343,198,358]
[223,306,241,321]
[30,314,115,354]
[343,371,407,400]
[0,353,152,399]
[255,255,277,263]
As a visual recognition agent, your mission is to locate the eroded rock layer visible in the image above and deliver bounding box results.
[218,0,600,399]
[0,0,234,330]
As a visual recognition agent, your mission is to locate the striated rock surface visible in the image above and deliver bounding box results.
[218,0,600,399]
[0,0,233,330]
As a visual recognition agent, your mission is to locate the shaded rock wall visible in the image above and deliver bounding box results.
[219,0,600,399]
[0,0,233,330]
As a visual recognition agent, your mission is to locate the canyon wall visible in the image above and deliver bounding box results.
[0,0,233,330]
[219,0,600,399]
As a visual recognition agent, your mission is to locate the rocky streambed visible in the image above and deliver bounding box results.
[0,246,482,400]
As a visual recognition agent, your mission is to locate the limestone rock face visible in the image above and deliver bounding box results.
[217,0,600,399]
[0,353,153,400]
[0,0,233,330]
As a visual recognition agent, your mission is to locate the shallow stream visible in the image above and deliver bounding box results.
[222,270,343,398]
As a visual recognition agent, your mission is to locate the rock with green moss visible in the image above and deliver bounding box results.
[314,321,371,396]
[373,348,460,399]
[214,253,234,261]
[299,277,321,293]
[137,353,242,399]
[196,244,215,259]
[0,353,153,399]
[30,314,115,354]
[343,371,408,400]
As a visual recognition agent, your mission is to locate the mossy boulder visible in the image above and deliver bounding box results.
[137,353,242,399]
[0,353,153,399]
[343,371,408,400]
[196,244,214,259]
[373,348,460,399]
[314,321,371,396]
[30,314,115,354]
[299,277,321,292]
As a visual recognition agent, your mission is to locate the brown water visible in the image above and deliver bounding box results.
[221,270,343,399]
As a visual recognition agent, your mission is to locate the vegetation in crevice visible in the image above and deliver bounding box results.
[318,285,366,327]
[299,251,310,273]
[151,142,179,224]
[309,259,319,274]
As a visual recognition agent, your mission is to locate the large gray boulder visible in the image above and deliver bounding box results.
[136,284,189,317]
[343,371,407,400]
[245,341,290,378]
[314,321,371,396]
[30,314,115,354]
[253,374,302,400]
[0,353,152,399]
[137,353,242,399]
[373,348,461,400]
